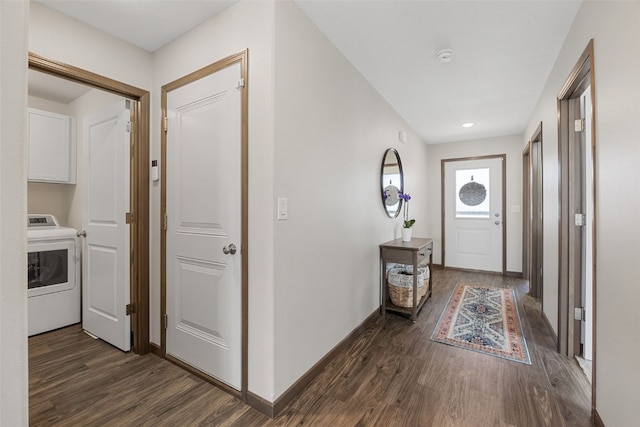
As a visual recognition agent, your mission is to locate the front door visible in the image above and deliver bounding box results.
[82,100,131,352]
[443,156,504,273]
[165,61,243,390]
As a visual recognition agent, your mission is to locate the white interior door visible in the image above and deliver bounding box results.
[82,100,131,351]
[166,62,242,390]
[444,157,503,272]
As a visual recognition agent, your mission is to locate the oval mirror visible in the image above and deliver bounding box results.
[381,148,404,218]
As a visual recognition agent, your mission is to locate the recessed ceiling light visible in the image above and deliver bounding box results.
[461,122,475,128]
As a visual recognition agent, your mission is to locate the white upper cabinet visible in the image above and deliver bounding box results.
[27,108,77,184]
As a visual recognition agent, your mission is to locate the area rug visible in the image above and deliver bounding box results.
[431,284,531,365]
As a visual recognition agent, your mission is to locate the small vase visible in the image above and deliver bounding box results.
[401,227,412,242]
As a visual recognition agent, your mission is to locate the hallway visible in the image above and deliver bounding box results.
[29,269,592,426]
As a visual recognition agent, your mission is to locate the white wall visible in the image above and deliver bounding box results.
[29,2,152,91]
[523,2,640,424]
[151,0,277,401]
[27,182,75,225]
[0,0,29,425]
[28,95,72,114]
[426,135,523,273]
[272,1,429,398]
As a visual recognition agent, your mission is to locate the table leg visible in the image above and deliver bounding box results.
[412,251,418,322]
[381,250,386,315]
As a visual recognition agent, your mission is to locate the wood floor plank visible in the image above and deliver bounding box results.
[29,268,593,426]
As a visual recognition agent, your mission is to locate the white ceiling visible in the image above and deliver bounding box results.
[37,0,238,52]
[295,1,581,143]
[28,70,92,104]
[33,0,582,143]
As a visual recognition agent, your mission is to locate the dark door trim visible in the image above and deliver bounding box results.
[522,143,531,283]
[28,52,150,354]
[523,123,543,301]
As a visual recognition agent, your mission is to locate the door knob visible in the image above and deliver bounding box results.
[77,230,87,238]
[222,243,237,255]
[495,221,501,226]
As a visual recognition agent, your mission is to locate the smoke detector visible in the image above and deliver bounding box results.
[436,49,455,63]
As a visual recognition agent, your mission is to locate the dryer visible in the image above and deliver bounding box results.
[27,214,80,336]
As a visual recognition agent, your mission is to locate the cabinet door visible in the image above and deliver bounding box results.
[27,108,76,183]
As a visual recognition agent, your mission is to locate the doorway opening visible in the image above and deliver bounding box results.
[28,53,150,354]
[557,40,596,401]
[523,123,543,301]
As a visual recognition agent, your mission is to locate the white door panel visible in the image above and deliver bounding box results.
[457,227,492,254]
[87,246,118,320]
[166,63,242,389]
[444,157,503,272]
[82,100,131,351]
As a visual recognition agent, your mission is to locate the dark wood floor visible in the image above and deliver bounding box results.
[29,269,593,426]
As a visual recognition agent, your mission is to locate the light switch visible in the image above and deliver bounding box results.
[277,198,288,220]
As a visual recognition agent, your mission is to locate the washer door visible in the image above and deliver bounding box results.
[29,249,67,287]
[28,240,76,297]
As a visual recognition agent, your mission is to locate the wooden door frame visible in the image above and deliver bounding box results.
[522,143,531,282]
[557,39,597,413]
[441,154,507,274]
[159,50,249,401]
[523,123,543,300]
[28,53,150,354]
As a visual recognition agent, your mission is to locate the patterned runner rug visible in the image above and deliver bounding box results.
[431,283,531,365]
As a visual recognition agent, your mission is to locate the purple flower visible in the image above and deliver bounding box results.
[399,192,415,228]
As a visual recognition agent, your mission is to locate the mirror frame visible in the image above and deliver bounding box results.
[380,148,404,218]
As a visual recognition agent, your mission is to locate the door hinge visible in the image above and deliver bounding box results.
[163,313,168,330]
[126,121,135,133]
[574,213,585,227]
[163,212,168,231]
[126,303,135,316]
[126,211,135,224]
[236,78,245,89]
[163,116,168,133]
[574,307,585,321]
[574,118,585,132]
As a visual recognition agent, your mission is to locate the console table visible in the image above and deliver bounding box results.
[380,237,433,321]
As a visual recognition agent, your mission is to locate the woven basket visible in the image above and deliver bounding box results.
[387,267,428,307]
[404,264,430,279]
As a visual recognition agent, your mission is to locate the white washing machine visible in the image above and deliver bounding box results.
[27,214,80,336]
